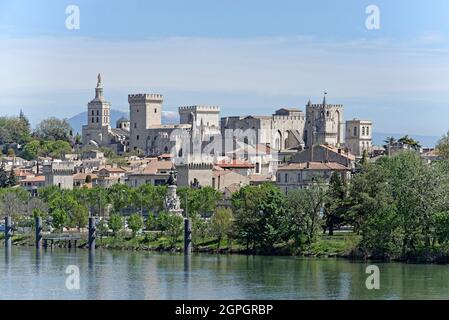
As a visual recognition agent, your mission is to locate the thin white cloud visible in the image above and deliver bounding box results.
[1,35,449,101]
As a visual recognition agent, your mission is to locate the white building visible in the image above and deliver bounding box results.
[345,119,373,157]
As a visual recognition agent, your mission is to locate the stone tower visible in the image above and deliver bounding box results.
[128,94,164,151]
[88,74,111,129]
[345,119,373,157]
[82,74,112,145]
[304,93,344,148]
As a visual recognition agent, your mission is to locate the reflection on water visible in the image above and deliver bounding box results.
[1,247,449,300]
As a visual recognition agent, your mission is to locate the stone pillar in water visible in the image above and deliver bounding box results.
[35,216,42,248]
[184,218,192,255]
[5,216,12,249]
[88,217,96,251]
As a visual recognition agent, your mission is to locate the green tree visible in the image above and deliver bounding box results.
[21,140,43,160]
[108,214,123,236]
[209,207,233,248]
[0,162,8,188]
[232,183,287,252]
[436,131,449,160]
[70,204,88,230]
[323,172,347,235]
[107,184,131,214]
[128,213,144,237]
[7,168,18,187]
[7,148,15,157]
[0,114,31,145]
[34,117,73,142]
[434,211,449,246]
[156,211,184,248]
[46,140,72,158]
[146,212,157,231]
[32,208,45,218]
[96,219,109,242]
[398,135,421,151]
[286,183,327,247]
[52,208,68,232]
[350,151,449,259]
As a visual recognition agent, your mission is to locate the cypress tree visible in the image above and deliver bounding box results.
[7,168,18,187]
[0,162,8,188]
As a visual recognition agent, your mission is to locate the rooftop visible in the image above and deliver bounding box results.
[278,161,350,171]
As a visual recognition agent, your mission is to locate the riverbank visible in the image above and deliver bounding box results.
[7,232,449,263]
[1,231,362,258]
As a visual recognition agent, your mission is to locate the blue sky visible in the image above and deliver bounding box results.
[1,0,449,138]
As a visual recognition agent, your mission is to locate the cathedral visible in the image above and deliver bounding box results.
[82,74,129,154]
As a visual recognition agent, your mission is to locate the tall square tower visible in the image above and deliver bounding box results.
[345,119,373,157]
[128,94,164,151]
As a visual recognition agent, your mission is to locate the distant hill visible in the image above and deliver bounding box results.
[372,132,440,148]
[68,110,179,135]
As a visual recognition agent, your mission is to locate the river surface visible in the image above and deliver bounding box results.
[1,247,449,300]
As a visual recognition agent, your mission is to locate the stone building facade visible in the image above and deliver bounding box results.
[345,119,373,157]
[177,162,214,187]
[43,161,75,190]
[221,108,305,152]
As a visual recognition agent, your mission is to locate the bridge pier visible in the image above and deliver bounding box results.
[35,216,42,249]
[184,218,191,255]
[5,216,12,249]
[88,217,96,251]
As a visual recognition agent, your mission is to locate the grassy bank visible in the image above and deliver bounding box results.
[0,231,361,258]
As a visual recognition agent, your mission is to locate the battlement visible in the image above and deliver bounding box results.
[178,162,214,170]
[179,105,220,112]
[128,94,164,103]
[43,162,75,175]
[309,103,343,108]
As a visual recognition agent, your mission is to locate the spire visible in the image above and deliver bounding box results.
[95,73,104,100]
[323,91,327,106]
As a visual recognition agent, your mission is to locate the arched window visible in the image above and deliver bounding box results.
[366,126,370,135]
[362,127,365,136]
[353,127,357,136]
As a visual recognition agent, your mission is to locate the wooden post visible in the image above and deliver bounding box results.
[88,217,96,251]
[35,216,42,249]
[184,218,191,255]
[5,216,12,249]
